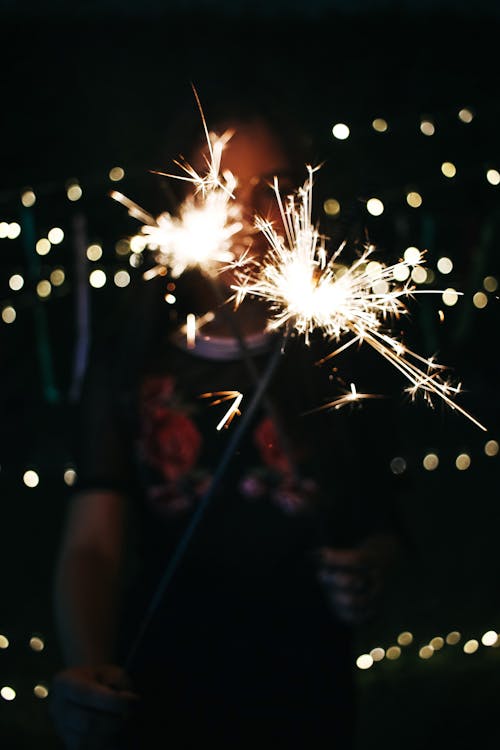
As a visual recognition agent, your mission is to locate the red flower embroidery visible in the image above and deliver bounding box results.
[253,416,292,474]
[141,406,202,483]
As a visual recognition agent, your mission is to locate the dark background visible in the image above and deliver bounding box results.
[1,1,500,747]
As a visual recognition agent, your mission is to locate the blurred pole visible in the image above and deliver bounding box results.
[68,211,90,403]
[20,205,59,404]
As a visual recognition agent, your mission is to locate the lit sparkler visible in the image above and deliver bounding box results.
[110,87,248,280]
[232,165,487,431]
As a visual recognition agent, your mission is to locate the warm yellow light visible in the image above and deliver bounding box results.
[1,306,16,324]
[403,246,421,265]
[48,227,64,244]
[29,636,44,652]
[130,235,147,253]
[109,166,125,181]
[411,266,427,284]
[423,453,439,471]
[1,687,16,701]
[86,243,103,261]
[420,120,435,136]
[89,269,106,288]
[481,630,498,646]
[34,684,49,699]
[67,183,82,202]
[406,191,423,208]
[419,645,434,659]
[114,270,130,288]
[392,263,410,281]
[446,631,461,645]
[0,635,9,649]
[458,108,474,123]
[442,288,458,306]
[463,639,479,654]
[429,636,444,650]
[23,470,39,488]
[486,169,500,186]
[441,162,456,178]
[455,453,471,470]
[332,123,350,140]
[473,292,488,309]
[366,198,384,216]
[484,440,499,457]
[385,646,401,660]
[8,274,24,291]
[370,647,385,661]
[437,256,453,274]
[129,253,143,268]
[323,198,340,216]
[63,468,77,486]
[36,238,51,255]
[165,293,176,304]
[50,268,65,286]
[356,654,373,669]
[372,118,388,132]
[397,631,413,646]
[0,222,9,238]
[21,189,36,207]
[483,276,498,292]
[37,280,52,298]
[115,239,130,256]
[7,222,21,239]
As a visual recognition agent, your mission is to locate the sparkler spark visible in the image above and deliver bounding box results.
[110,86,248,280]
[232,165,487,431]
[199,391,244,430]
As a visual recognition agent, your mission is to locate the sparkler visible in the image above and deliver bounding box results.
[232,165,487,431]
[110,86,249,282]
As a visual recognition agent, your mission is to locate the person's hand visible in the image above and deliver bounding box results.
[315,532,401,624]
[49,664,140,750]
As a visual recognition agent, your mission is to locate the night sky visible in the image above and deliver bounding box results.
[1,2,500,747]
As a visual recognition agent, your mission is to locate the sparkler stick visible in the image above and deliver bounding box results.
[232,165,487,432]
[124,332,286,670]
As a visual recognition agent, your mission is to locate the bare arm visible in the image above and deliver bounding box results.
[53,489,128,667]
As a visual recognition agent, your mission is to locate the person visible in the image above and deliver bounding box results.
[49,88,410,750]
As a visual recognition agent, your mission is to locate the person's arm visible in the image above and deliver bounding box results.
[53,489,127,667]
[50,490,139,749]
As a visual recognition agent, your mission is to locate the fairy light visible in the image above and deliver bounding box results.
[86,243,103,261]
[420,119,435,136]
[331,123,350,140]
[114,270,130,288]
[441,162,456,178]
[34,684,49,699]
[372,118,388,132]
[483,276,498,292]
[484,440,498,457]
[437,257,453,274]
[473,292,488,309]
[47,227,64,244]
[63,468,77,486]
[323,198,340,216]
[23,470,39,487]
[423,453,439,471]
[458,108,474,123]
[66,182,82,202]
[366,198,384,216]
[21,189,36,207]
[1,306,16,324]
[1,687,16,701]
[7,222,21,239]
[390,457,407,475]
[406,191,423,208]
[0,635,9,649]
[442,288,458,306]
[89,269,106,288]
[36,238,51,255]
[8,274,24,291]
[455,453,471,470]
[486,169,500,186]
[50,268,65,286]
[29,636,44,652]
[109,166,125,181]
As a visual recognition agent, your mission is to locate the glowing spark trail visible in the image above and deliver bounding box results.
[199,391,244,430]
[110,86,246,280]
[232,165,486,431]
